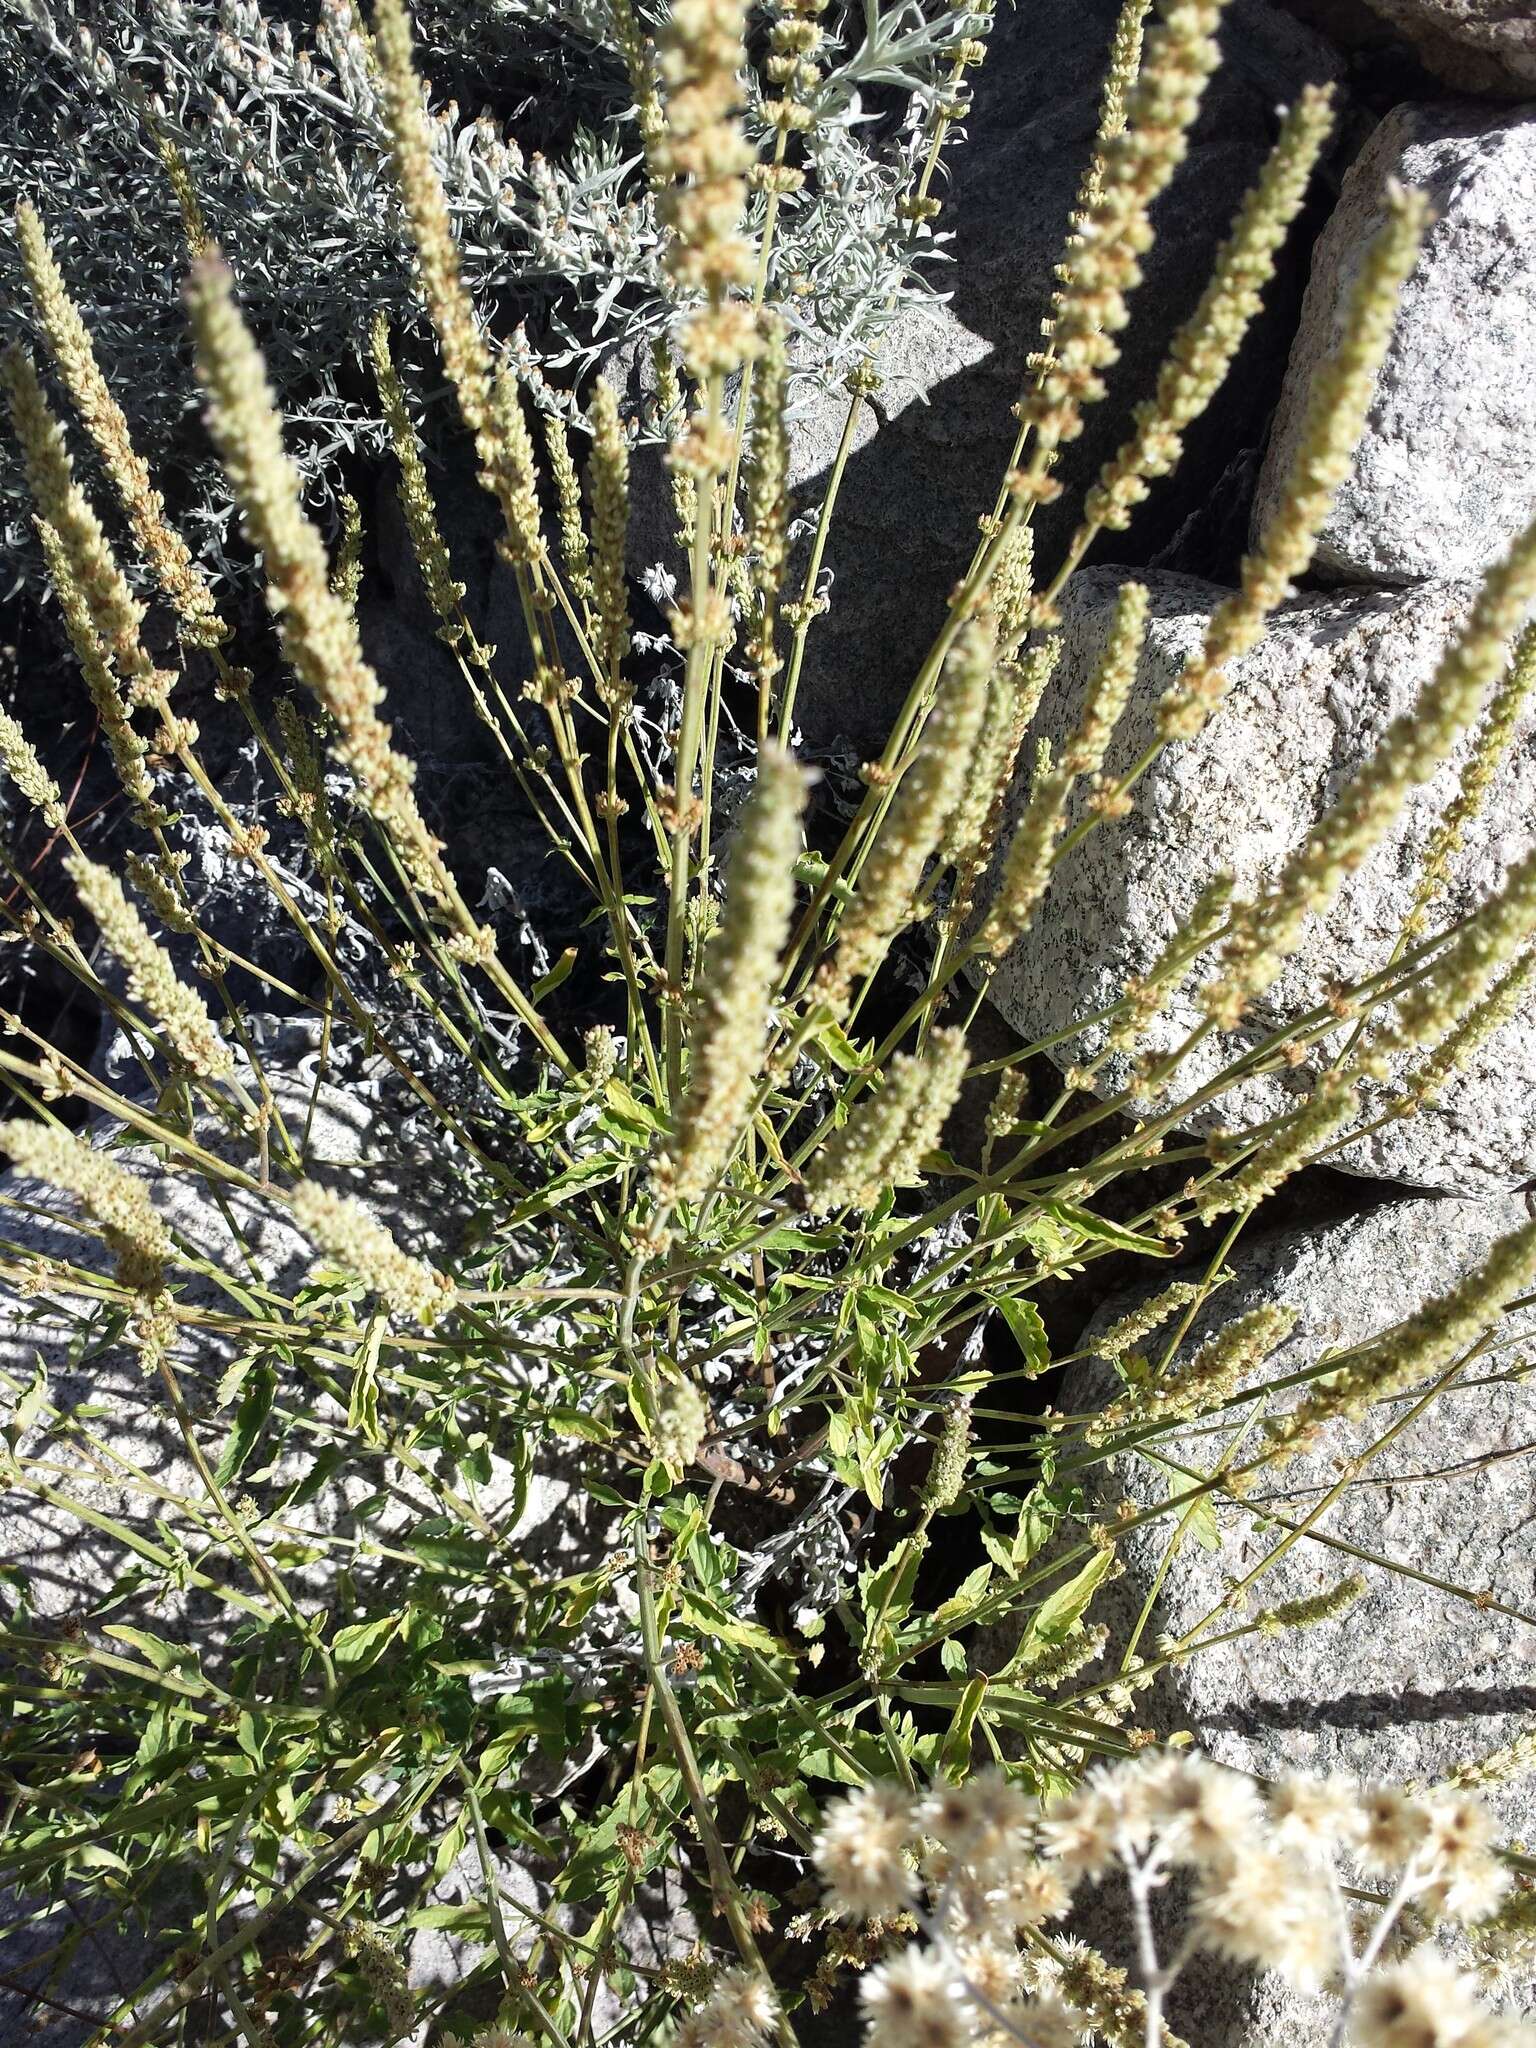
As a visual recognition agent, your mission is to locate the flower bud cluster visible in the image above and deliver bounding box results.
[763,0,826,136]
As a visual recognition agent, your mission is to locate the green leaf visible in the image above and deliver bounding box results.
[214,1350,256,1410]
[532,947,577,1001]
[978,1523,1018,1579]
[812,1017,867,1071]
[1011,1491,1060,1571]
[602,1077,658,1131]
[1169,1475,1221,1555]
[995,1297,1050,1375]
[1044,1200,1174,1258]
[545,1406,613,1444]
[939,1675,988,1778]
[755,1225,840,1254]
[103,1625,192,1674]
[931,1561,994,1633]
[7,1353,48,1442]
[331,1610,405,1671]
[215,1362,274,1487]
[347,1316,385,1448]
[1013,1549,1113,1670]
[860,1538,924,1643]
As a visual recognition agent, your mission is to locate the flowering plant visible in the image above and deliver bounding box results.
[1,0,1535,2043]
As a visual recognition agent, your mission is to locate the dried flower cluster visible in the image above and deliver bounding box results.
[811,1757,1536,2048]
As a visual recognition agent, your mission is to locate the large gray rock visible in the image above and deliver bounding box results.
[1050,1190,1536,2043]
[982,567,1536,1193]
[610,0,1342,754]
[1254,102,1536,586]
[1360,0,1536,95]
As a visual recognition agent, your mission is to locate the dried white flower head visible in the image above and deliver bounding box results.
[814,1781,918,1922]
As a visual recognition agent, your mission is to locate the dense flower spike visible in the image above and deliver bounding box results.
[67,856,233,1082]
[1090,1277,1208,1364]
[1272,1214,1536,1454]
[371,0,546,562]
[187,258,459,909]
[1015,0,1230,475]
[1061,577,1149,784]
[371,314,468,639]
[1408,618,1536,936]
[15,202,225,646]
[1077,84,1334,549]
[1097,1303,1295,1431]
[976,740,1069,959]
[289,1181,453,1327]
[803,1029,967,1214]
[658,746,809,1204]
[0,705,65,829]
[1159,182,1430,747]
[648,1376,709,1472]
[33,518,162,826]
[654,0,756,308]
[1195,1070,1360,1222]
[0,1119,171,1293]
[822,637,990,1003]
[1209,507,1536,1027]
[2,348,171,706]
[587,380,633,700]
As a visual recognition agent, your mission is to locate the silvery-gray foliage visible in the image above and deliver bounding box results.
[0,0,988,594]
